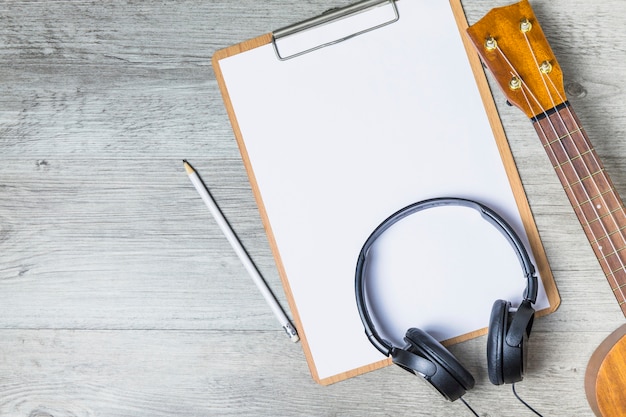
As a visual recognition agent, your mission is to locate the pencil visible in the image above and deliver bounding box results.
[183,160,299,342]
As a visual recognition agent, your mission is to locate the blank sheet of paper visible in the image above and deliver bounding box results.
[216,0,552,383]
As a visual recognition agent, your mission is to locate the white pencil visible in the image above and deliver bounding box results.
[183,160,299,342]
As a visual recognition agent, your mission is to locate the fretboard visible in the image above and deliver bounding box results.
[532,103,626,316]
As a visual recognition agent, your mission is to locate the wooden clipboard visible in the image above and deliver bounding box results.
[212,0,560,385]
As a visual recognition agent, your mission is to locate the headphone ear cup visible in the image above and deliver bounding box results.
[487,299,509,385]
[488,299,534,385]
[397,328,475,402]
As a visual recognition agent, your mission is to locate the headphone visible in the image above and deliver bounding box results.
[355,197,538,402]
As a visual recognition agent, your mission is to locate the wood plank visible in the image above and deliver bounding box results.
[0,330,604,416]
[0,158,291,330]
[0,0,625,415]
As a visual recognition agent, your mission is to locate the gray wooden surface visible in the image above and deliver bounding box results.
[1,0,625,416]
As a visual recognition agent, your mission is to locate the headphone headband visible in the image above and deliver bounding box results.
[355,197,538,356]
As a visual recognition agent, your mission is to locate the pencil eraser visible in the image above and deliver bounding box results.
[291,334,300,343]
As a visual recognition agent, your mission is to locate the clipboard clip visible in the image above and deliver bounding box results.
[272,0,399,61]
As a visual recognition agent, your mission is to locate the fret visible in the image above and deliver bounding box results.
[559,168,605,195]
[592,226,626,247]
[543,126,584,147]
[597,264,626,295]
[544,137,595,166]
[596,246,626,272]
[575,184,623,213]
[599,245,626,264]
[554,148,594,169]
[609,264,626,276]
[466,0,626,318]
[533,105,626,318]
[563,175,624,236]
[582,211,626,247]
[587,207,625,226]
[587,230,626,258]
[575,189,616,209]
[565,169,606,189]
[565,176,614,206]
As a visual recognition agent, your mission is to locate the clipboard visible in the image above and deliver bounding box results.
[212,0,560,385]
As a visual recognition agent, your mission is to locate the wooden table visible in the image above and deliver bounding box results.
[1,1,624,415]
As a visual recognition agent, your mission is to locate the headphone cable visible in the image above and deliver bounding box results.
[512,383,544,417]
[460,396,480,417]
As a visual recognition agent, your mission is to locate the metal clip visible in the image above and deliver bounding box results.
[272,0,399,61]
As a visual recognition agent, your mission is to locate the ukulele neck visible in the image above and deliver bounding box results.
[532,102,626,316]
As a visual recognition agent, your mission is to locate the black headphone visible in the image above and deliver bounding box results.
[355,197,538,402]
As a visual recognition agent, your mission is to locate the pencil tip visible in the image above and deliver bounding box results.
[183,160,194,174]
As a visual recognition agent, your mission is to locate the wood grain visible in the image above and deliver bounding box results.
[0,0,625,416]
[466,0,567,119]
[585,324,626,416]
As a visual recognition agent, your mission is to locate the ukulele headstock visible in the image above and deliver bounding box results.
[466,0,566,119]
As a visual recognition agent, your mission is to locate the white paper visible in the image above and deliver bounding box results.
[218,0,550,382]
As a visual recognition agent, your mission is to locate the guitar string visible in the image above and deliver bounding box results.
[548,77,626,305]
[511,70,625,303]
[522,57,626,305]
[495,37,626,303]
[522,32,624,240]
[543,74,626,300]
[521,31,626,303]
[496,33,626,304]
[493,46,616,274]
